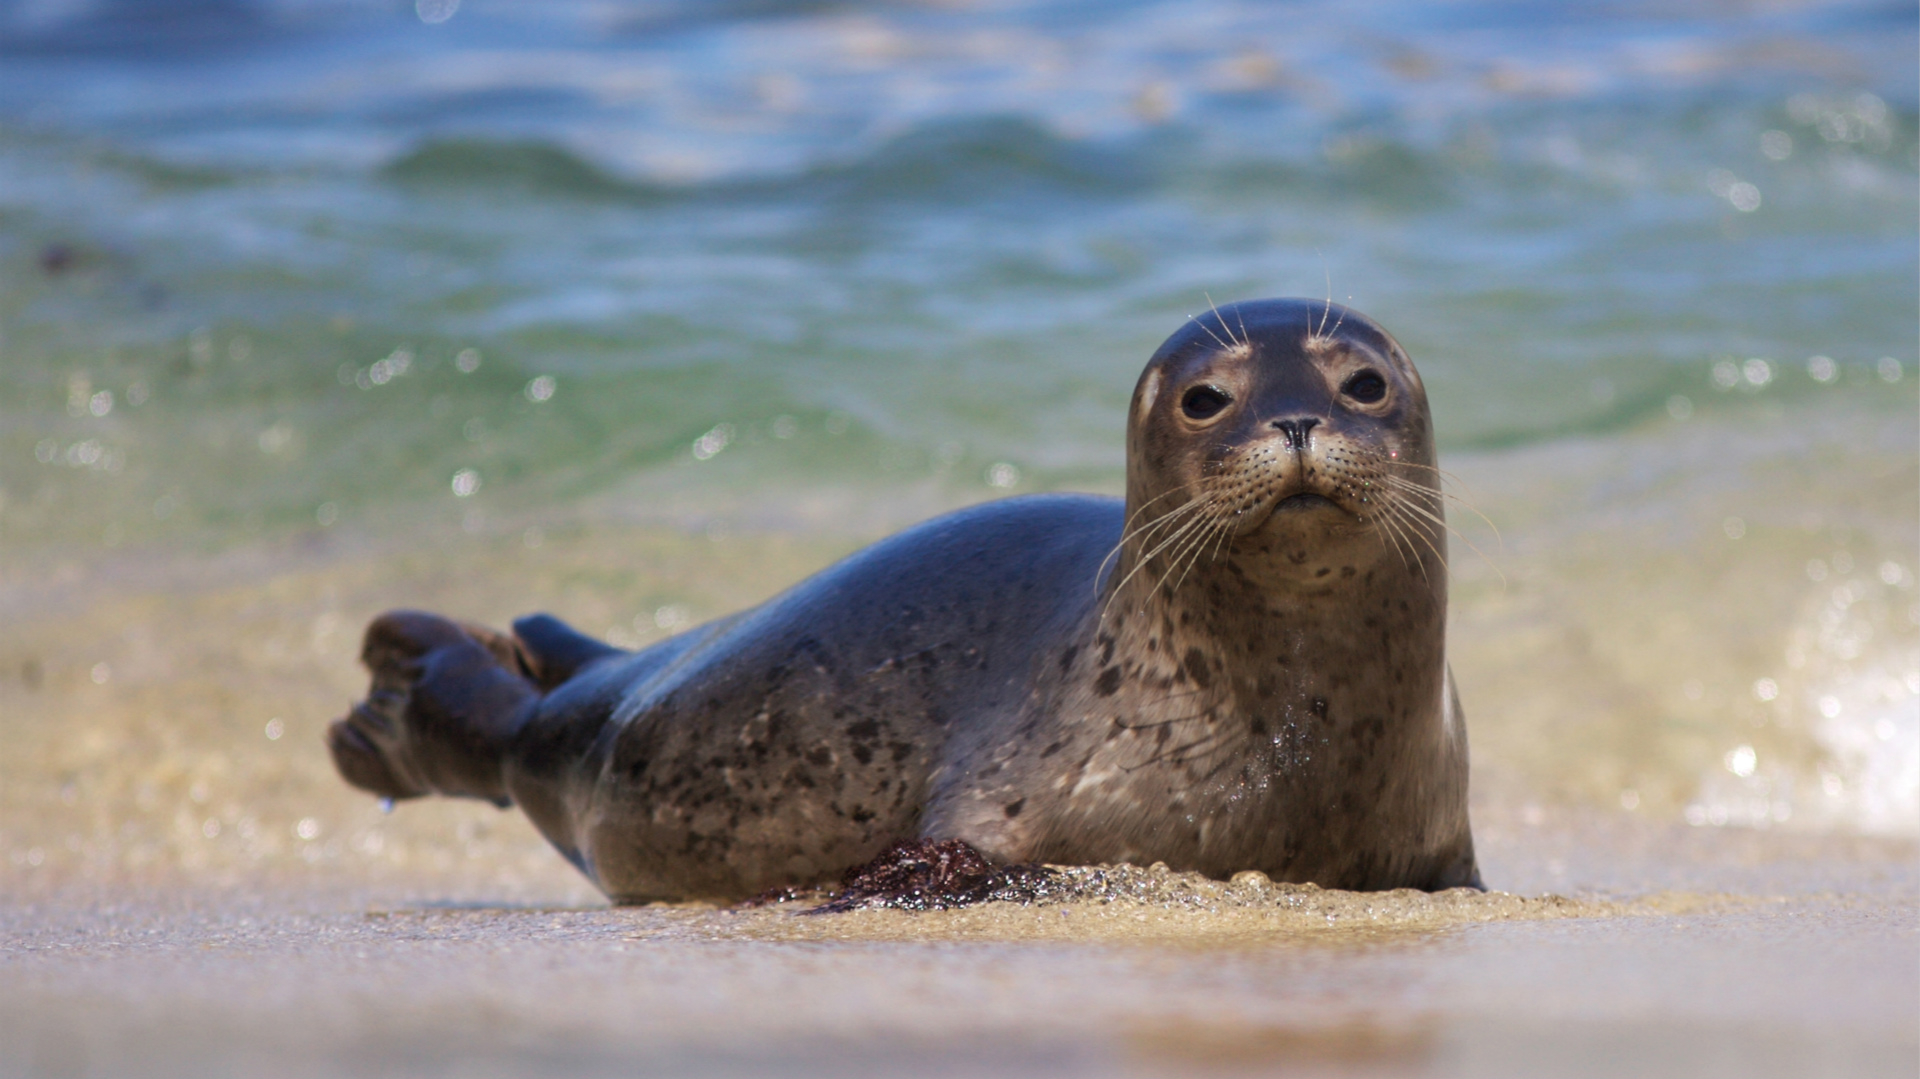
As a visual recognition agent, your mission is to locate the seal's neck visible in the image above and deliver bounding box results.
[1095,506,1448,734]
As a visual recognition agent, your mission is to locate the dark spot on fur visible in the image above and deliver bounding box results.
[1041,741,1064,758]
[851,806,875,823]
[1098,635,1116,665]
[1315,567,1330,578]
[1184,648,1212,689]
[807,746,833,767]
[1003,799,1025,818]
[1341,565,1356,578]
[1059,645,1079,673]
[852,744,874,765]
[1095,666,1123,696]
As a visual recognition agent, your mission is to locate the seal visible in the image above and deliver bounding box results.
[327,298,1482,902]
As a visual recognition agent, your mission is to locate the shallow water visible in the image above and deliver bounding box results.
[0,1,1916,1075]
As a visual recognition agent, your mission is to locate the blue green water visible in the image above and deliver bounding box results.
[0,0,1913,547]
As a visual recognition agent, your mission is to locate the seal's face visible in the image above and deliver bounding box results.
[1124,298,1439,590]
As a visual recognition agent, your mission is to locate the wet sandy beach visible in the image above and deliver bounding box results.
[2,825,1912,1078]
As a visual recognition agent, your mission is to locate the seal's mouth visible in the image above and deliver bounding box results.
[1241,490,1351,535]
[1271,492,1338,515]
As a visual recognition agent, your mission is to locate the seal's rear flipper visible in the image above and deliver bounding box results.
[511,613,625,691]
[327,610,539,807]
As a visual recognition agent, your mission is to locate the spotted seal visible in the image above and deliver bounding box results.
[327,298,1482,901]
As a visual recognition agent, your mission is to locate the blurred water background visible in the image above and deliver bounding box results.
[0,0,1914,890]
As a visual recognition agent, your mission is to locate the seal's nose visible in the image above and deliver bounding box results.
[1272,417,1319,449]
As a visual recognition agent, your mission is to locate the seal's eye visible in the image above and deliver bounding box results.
[1342,371,1387,404]
[1181,386,1231,420]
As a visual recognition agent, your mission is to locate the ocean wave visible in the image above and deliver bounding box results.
[381,115,1160,207]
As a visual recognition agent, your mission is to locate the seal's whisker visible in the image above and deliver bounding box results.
[1375,477,1450,525]
[1101,507,1214,619]
[1325,299,1348,340]
[1185,512,1238,587]
[1193,293,1240,356]
[1315,268,1333,340]
[1376,500,1442,582]
[1203,292,1251,353]
[1379,505,1426,578]
[1382,465,1503,552]
[1162,520,1221,600]
[1377,476,1505,584]
[1370,498,1432,581]
[1179,501,1239,585]
[1097,490,1197,588]
[1161,507,1224,589]
[1115,495,1206,556]
[1150,511,1226,605]
[1120,498,1208,562]
[1366,508,1416,572]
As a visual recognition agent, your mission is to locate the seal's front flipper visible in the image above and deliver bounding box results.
[327,610,537,807]
[510,613,625,691]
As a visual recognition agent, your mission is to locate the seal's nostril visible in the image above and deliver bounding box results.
[1272,417,1320,449]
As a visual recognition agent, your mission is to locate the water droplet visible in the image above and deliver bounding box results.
[691,424,734,460]
[1725,744,1757,778]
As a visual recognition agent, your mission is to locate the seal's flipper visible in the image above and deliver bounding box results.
[510,613,625,691]
[327,610,537,807]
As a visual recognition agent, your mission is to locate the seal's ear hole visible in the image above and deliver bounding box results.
[1341,371,1387,404]
[1181,386,1232,420]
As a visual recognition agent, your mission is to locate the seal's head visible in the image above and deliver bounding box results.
[1121,298,1441,592]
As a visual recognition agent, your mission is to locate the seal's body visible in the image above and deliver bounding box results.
[329,299,1482,901]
